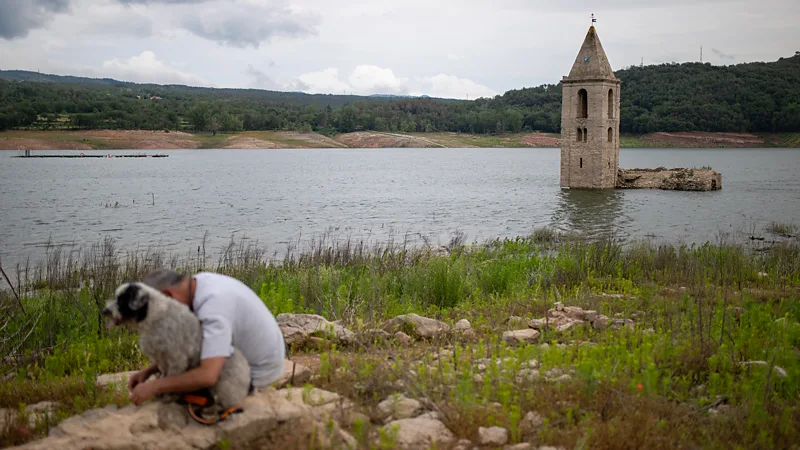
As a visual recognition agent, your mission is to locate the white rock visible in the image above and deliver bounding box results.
[520,411,544,435]
[381,418,456,450]
[548,374,572,383]
[502,329,540,346]
[452,438,475,450]
[556,320,584,333]
[562,306,586,320]
[610,319,635,330]
[417,411,444,421]
[505,444,533,450]
[377,394,423,420]
[277,313,355,346]
[283,387,342,407]
[394,331,413,344]
[515,369,540,383]
[383,314,451,339]
[455,319,472,331]
[508,316,530,328]
[553,302,565,311]
[584,310,598,322]
[96,371,139,389]
[27,388,352,450]
[275,359,312,388]
[478,426,509,446]
[592,315,610,330]
[528,318,547,329]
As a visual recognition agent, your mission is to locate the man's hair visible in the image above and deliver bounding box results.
[142,268,186,291]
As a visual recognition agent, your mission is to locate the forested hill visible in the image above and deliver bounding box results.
[1,53,798,134]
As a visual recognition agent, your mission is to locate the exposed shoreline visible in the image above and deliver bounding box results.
[1,130,798,151]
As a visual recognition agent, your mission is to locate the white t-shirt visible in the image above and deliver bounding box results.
[191,272,285,387]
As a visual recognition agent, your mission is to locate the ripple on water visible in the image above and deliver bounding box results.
[1,148,799,266]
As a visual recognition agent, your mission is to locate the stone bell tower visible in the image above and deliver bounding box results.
[560,25,621,189]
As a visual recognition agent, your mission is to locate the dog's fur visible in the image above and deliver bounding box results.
[103,282,251,409]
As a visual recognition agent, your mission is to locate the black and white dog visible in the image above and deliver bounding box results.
[103,282,251,410]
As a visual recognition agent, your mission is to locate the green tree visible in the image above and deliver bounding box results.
[190,102,210,132]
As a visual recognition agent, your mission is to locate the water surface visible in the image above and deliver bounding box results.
[1,147,798,266]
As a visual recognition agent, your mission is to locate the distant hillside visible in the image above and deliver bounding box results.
[1,54,798,134]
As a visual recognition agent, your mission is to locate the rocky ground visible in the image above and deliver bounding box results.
[3,130,796,151]
[2,303,634,450]
[9,300,784,450]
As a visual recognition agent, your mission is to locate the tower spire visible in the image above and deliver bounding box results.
[566,24,616,80]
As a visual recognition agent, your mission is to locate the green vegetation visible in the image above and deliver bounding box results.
[1,54,798,136]
[767,221,798,238]
[1,229,799,447]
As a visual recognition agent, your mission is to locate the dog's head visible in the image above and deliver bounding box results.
[102,282,151,329]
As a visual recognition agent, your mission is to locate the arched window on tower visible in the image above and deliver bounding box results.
[577,128,582,142]
[608,89,614,119]
[608,127,613,142]
[583,128,588,142]
[577,89,588,119]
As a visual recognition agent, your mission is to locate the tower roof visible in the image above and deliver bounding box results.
[566,26,616,80]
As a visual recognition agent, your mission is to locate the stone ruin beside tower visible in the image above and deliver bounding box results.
[559,24,722,191]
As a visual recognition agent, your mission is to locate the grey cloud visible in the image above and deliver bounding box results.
[182,4,318,48]
[0,0,71,39]
[712,48,735,62]
[245,65,281,90]
[285,79,310,92]
[117,0,210,4]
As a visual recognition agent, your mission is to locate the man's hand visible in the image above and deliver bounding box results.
[128,364,158,392]
[130,380,160,406]
[128,357,227,406]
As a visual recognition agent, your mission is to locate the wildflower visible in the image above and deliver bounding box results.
[637,383,643,391]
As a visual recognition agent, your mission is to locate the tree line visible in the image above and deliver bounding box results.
[1,53,798,134]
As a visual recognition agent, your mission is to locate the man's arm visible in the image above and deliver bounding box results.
[153,356,226,394]
[131,314,234,405]
[129,357,226,405]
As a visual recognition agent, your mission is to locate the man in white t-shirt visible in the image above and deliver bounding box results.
[127,269,285,406]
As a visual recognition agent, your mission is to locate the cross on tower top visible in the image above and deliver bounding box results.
[591,14,596,24]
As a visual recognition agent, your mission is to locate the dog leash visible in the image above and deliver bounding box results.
[182,392,244,425]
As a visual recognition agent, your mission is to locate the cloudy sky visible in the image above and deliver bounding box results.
[0,0,798,99]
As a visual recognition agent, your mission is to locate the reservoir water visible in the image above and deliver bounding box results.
[1,147,798,266]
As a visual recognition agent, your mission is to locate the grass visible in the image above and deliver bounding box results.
[767,221,798,238]
[1,230,799,448]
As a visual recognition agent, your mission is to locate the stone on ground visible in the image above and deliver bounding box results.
[592,315,610,329]
[478,426,509,446]
[455,319,472,331]
[275,359,312,388]
[520,411,545,435]
[377,394,423,420]
[96,371,138,389]
[277,313,355,347]
[0,401,58,430]
[394,331,413,344]
[382,314,450,339]
[505,444,533,450]
[502,329,540,345]
[381,418,455,450]
[14,388,355,450]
